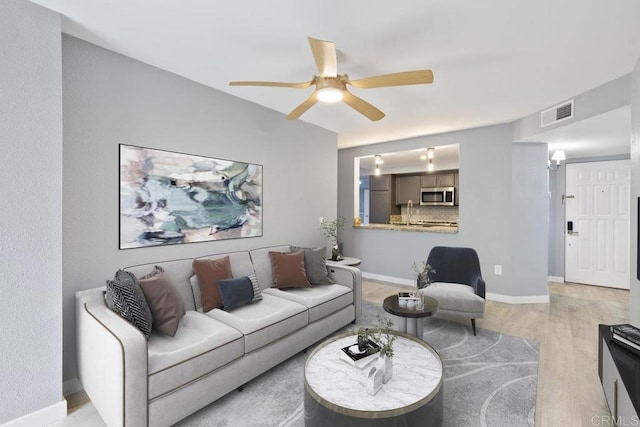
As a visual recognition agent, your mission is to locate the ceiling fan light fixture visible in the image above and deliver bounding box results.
[317,87,343,103]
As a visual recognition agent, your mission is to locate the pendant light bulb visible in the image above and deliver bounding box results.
[375,164,381,176]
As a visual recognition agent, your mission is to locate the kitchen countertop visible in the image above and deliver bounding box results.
[353,224,458,234]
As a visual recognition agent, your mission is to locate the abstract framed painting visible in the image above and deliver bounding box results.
[119,144,262,249]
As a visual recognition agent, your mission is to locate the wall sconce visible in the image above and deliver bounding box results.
[548,150,566,171]
[427,148,434,171]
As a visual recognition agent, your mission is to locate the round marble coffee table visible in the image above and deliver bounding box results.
[383,295,438,339]
[304,331,443,427]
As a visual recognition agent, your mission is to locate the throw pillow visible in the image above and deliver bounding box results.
[269,250,312,289]
[217,277,255,311]
[290,245,333,285]
[137,265,186,337]
[193,257,233,312]
[105,270,153,339]
[248,273,263,302]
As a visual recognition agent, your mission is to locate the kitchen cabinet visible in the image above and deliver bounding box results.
[369,175,399,224]
[599,325,640,423]
[396,176,421,205]
[420,173,455,188]
[370,174,392,191]
[420,175,437,188]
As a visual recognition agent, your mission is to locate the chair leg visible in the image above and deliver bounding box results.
[471,319,477,336]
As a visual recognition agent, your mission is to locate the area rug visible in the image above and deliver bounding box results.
[177,301,538,427]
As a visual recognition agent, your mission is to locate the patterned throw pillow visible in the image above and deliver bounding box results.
[248,273,263,302]
[217,277,255,311]
[105,270,154,339]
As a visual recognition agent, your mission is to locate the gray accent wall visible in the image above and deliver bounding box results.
[513,74,632,142]
[631,57,640,327]
[62,36,337,382]
[511,143,549,297]
[339,124,536,298]
[0,1,63,423]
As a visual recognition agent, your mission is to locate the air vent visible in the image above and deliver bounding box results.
[541,99,574,127]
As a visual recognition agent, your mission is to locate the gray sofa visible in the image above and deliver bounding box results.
[75,245,362,427]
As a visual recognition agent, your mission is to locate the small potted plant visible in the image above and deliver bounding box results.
[319,217,345,260]
[356,315,396,383]
[412,260,436,289]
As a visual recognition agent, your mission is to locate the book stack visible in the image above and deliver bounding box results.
[611,324,640,354]
[340,340,380,369]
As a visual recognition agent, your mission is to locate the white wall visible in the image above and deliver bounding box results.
[0,0,65,424]
[630,57,640,327]
[62,36,337,383]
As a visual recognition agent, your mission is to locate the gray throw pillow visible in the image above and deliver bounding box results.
[218,277,255,311]
[290,246,333,286]
[105,270,154,339]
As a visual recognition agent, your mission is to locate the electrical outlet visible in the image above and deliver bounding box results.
[494,265,502,275]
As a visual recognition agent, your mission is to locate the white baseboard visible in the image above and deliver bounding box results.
[362,272,415,287]
[1,399,66,427]
[63,377,83,396]
[548,276,565,283]
[362,271,550,304]
[486,292,550,304]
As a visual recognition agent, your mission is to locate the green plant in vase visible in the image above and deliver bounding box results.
[319,217,345,260]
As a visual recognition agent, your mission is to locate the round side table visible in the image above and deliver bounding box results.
[383,295,438,339]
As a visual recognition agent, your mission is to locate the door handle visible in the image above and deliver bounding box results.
[568,231,580,236]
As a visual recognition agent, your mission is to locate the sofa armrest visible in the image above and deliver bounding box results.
[327,265,362,319]
[76,288,148,427]
[472,276,486,300]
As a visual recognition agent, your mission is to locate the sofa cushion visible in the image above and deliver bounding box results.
[147,311,244,399]
[206,293,308,353]
[421,282,485,317]
[192,252,256,311]
[218,277,255,311]
[263,283,352,323]
[137,266,186,337]
[249,245,291,290]
[126,259,197,311]
[290,246,333,286]
[269,251,312,289]
[192,257,233,312]
[105,270,153,338]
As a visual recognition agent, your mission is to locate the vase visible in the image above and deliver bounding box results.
[417,273,428,289]
[379,353,393,383]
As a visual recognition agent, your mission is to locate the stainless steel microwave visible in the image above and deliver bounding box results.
[420,187,455,206]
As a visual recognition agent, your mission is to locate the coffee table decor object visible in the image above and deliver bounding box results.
[340,337,380,369]
[304,331,443,427]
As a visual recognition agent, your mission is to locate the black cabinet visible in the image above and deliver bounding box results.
[599,325,640,422]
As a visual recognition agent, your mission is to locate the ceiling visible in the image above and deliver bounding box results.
[359,145,459,174]
[30,0,640,151]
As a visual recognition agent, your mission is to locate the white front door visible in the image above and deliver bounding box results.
[565,160,630,289]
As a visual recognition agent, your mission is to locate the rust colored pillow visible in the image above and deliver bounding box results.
[193,257,233,312]
[269,251,312,289]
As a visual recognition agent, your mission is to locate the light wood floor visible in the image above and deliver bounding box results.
[59,280,629,427]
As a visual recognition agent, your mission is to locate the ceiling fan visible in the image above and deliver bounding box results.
[229,37,434,121]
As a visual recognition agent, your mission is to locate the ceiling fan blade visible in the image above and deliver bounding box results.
[348,70,434,89]
[287,91,319,120]
[308,37,337,78]
[229,80,313,89]
[342,90,385,121]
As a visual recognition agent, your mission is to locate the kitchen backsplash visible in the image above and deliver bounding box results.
[400,205,459,223]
